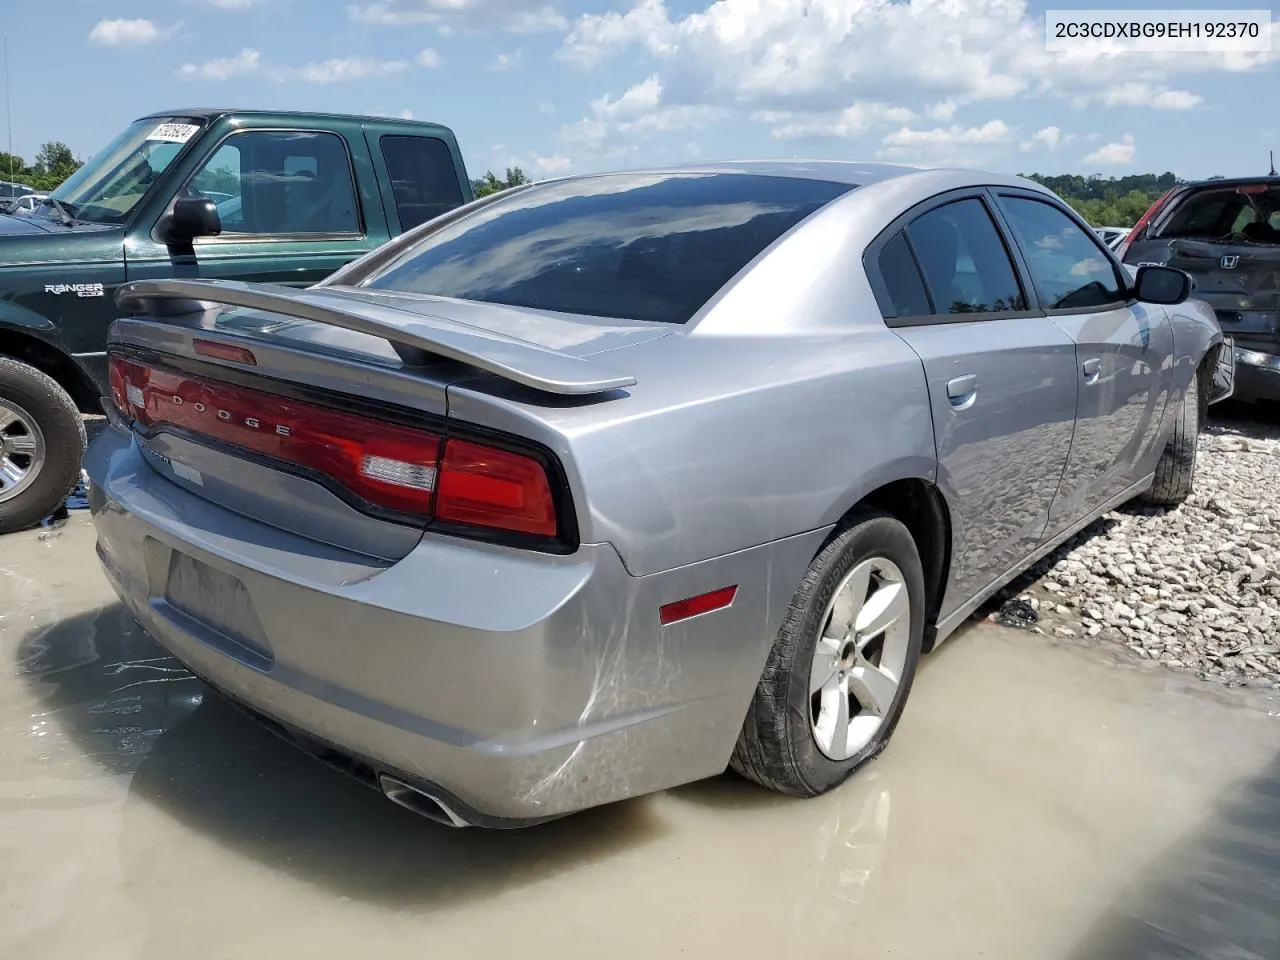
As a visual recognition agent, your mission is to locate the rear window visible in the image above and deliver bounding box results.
[379,135,465,231]
[363,172,853,324]
[1157,183,1280,243]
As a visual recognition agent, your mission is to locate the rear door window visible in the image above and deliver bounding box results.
[905,198,1026,315]
[379,136,465,231]
[997,196,1124,310]
[874,231,932,318]
[365,172,853,324]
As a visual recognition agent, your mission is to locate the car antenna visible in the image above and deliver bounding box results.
[1271,150,1277,177]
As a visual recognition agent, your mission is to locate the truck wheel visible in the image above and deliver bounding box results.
[1141,372,1201,508]
[731,509,925,797]
[0,357,87,534]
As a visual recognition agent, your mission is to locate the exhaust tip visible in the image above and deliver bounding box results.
[378,774,472,828]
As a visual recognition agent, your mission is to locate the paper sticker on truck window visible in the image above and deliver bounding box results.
[147,123,200,144]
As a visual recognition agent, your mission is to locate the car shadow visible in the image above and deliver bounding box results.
[1064,750,1280,959]
[16,604,672,908]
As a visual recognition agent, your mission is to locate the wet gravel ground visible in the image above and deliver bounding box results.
[1000,403,1280,690]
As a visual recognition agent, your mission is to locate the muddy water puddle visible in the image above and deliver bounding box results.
[2,518,1278,959]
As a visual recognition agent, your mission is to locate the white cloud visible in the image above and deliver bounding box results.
[927,101,959,122]
[494,50,522,71]
[1083,83,1204,110]
[88,18,171,46]
[399,108,415,120]
[557,0,1272,121]
[883,120,1014,148]
[593,75,663,120]
[179,48,262,80]
[762,102,916,141]
[533,154,573,176]
[877,120,1016,164]
[207,0,262,8]
[273,57,409,83]
[178,49,409,83]
[1083,134,1136,166]
[1020,125,1074,152]
[349,1,566,33]
[418,48,442,67]
[1151,89,1204,110]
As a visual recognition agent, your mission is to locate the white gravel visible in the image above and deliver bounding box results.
[1000,410,1280,690]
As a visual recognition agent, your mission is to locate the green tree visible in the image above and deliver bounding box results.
[0,151,26,183]
[21,141,83,191]
[472,166,530,198]
[1022,172,1178,227]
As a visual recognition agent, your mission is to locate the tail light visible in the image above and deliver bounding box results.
[1114,188,1174,261]
[108,354,563,542]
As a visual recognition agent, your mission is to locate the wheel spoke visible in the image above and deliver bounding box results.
[0,458,25,489]
[810,636,842,695]
[818,682,851,759]
[848,662,898,717]
[0,408,18,432]
[855,581,908,643]
[826,562,871,640]
[5,432,36,454]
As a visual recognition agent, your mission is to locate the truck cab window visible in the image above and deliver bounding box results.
[186,130,361,237]
[379,135,464,231]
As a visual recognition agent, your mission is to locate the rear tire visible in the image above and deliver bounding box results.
[1142,372,1201,507]
[731,509,925,797]
[0,357,86,534]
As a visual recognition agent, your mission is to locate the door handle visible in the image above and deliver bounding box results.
[946,374,978,408]
[1082,357,1101,383]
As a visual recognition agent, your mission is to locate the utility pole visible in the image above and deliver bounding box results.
[3,36,13,183]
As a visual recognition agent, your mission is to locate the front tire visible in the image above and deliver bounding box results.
[0,357,86,534]
[731,509,925,797]
[1141,371,1201,507]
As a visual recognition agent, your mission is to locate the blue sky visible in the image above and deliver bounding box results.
[2,0,1277,181]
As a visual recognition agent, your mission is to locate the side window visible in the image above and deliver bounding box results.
[999,196,1124,310]
[185,130,360,237]
[906,198,1026,315]
[191,141,244,229]
[875,231,932,318]
[379,135,465,230]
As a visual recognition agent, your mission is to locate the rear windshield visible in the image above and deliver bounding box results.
[1156,183,1280,244]
[363,172,853,324]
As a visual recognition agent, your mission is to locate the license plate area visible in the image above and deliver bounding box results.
[146,539,274,670]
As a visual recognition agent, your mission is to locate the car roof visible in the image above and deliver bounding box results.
[136,107,457,132]
[1177,175,1280,191]
[535,160,1046,191]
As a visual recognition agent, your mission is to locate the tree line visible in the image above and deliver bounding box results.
[1020,171,1201,227]
[0,142,83,192]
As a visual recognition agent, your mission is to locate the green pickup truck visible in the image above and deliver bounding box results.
[0,108,473,531]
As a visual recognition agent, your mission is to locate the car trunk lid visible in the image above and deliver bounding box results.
[107,279,656,560]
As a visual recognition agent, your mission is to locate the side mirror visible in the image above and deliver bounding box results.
[1133,264,1191,305]
[167,197,222,243]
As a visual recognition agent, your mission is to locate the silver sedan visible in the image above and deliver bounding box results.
[85,161,1228,825]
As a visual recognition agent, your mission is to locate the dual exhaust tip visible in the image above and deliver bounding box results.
[378,774,472,828]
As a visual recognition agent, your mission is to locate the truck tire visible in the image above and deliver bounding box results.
[0,357,87,534]
[731,509,925,797]
[1141,372,1201,507]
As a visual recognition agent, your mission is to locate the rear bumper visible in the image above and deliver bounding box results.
[1233,348,1280,403]
[85,425,821,821]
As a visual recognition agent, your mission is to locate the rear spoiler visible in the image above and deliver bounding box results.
[114,278,636,397]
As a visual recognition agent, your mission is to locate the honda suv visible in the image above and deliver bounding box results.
[1119,176,1280,403]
